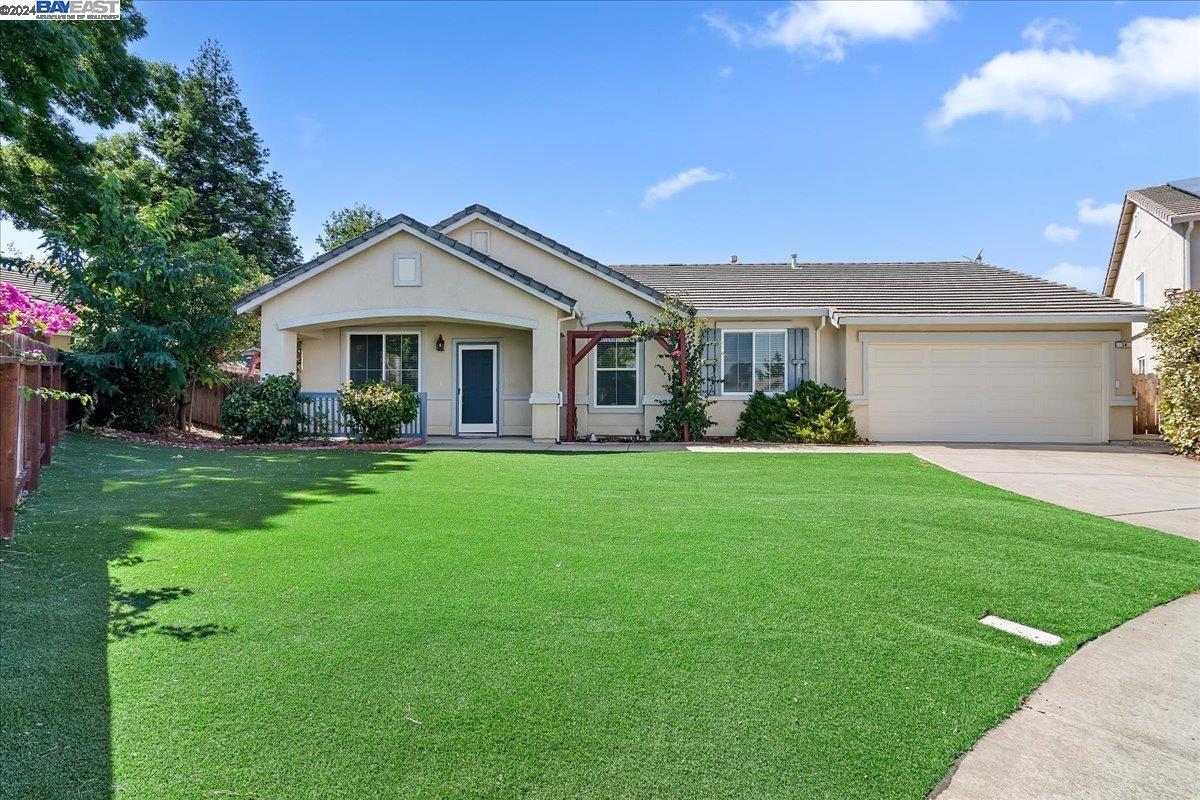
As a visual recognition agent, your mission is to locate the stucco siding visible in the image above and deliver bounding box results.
[1112,208,1186,373]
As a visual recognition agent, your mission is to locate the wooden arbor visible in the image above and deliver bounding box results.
[564,329,690,443]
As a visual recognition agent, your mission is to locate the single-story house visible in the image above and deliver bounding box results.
[235,205,1147,443]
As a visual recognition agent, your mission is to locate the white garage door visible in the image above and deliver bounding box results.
[867,342,1105,443]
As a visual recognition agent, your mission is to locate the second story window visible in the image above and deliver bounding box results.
[1135,272,1146,306]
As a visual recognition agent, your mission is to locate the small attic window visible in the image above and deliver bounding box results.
[393,252,421,286]
[1132,210,1142,238]
[470,229,490,254]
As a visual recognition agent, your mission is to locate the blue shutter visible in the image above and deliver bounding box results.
[702,327,720,395]
[787,328,809,388]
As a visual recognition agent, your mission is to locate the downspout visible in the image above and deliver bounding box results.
[556,306,581,441]
[1185,220,1195,292]
[813,314,827,384]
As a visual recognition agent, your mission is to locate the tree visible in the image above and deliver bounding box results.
[0,6,173,235]
[143,40,300,276]
[1147,290,1200,455]
[627,296,716,441]
[40,174,258,431]
[316,204,386,252]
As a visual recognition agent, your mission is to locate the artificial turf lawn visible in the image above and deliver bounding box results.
[3,435,1200,799]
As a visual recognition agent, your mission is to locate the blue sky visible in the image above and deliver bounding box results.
[4,1,1199,291]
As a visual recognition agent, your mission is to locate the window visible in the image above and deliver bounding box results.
[1132,210,1142,238]
[594,338,638,407]
[722,330,786,393]
[1135,272,1146,306]
[470,230,490,254]
[393,252,421,286]
[348,333,419,388]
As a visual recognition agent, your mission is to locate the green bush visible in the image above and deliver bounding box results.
[1147,290,1200,455]
[735,381,857,444]
[338,381,419,442]
[221,374,305,443]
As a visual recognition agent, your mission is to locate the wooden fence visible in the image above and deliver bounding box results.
[1133,373,1160,435]
[189,370,259,429]
[1,332,67,540]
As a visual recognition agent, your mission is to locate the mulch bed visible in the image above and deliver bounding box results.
[89,426,423,452]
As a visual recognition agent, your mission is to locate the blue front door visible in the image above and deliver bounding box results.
[458,345,497,434]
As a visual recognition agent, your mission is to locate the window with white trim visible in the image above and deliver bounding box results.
[594,338,638,407]
[1136,356,1146,374]
[722,330,786,393]
[1135,272,1146,306]
[348,333,419,388]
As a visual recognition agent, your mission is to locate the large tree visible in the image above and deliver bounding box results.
[42,174,259,431]
[143,40,300,276]
[316,204,386,252]
[0,6,173,235]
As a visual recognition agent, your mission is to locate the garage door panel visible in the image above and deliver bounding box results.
[867,342,1104,443]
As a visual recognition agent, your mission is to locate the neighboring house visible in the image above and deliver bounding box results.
[1104,178,1200,375]
[237,204,1146,443]
[1,266,73,352]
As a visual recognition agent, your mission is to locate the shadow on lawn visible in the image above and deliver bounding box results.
[0,434,413,800]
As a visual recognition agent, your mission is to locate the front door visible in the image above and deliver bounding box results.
[457,344,498,434]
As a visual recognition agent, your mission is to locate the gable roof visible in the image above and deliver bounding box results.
[1103,179,1200,296]
[235,212,576,313]
[1,266,60,303]
[612,261,1146,320]
[433,204,665,305]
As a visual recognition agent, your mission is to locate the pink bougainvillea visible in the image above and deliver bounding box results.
[0,281,79,337]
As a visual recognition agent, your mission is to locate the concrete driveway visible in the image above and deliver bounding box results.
[909,442,1200,540]
[915,443,1200,800]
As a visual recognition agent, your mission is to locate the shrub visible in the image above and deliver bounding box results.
[338,381,419,442]
[221,374,305,443]
[735,381,857,444]
[1147,290,1200,455]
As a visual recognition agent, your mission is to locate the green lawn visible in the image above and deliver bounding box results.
[3,435,1199,800]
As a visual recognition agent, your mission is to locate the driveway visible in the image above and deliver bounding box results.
[910,443,1200,540]
[914,443,1200,800]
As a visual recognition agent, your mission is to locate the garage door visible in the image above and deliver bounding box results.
[867,342,1105,443]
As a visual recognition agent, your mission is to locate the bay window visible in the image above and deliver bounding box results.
[722,330,786,393]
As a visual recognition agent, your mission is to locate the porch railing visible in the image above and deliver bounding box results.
[297,391,427,441]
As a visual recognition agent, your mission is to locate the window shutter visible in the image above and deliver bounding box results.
[702,327,720,395]
[787,328,809,388]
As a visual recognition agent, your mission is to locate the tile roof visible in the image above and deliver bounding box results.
[1127,182,1200,223]
[237,212,576,311]
[0,266,60,302]
[433,204,665,303]
[610,261,1145,316]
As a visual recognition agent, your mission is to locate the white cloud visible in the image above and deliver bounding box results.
[932,15,1200,128]
[642,167,728,209]
[1077,197,1123,226]
[704,1,954,61]
[1043,262,1105,292]
[1021,17,1076,48]
[1043,222,1080,242]
[718,65,735,78]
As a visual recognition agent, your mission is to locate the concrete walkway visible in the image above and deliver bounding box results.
[418,436,1200,798]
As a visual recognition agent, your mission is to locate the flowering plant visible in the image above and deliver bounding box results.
[0,281,79,337]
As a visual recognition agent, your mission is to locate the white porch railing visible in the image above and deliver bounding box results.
[297,391,427,440]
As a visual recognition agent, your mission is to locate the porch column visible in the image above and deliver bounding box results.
[261,326,298,378]
[529,323,560,442]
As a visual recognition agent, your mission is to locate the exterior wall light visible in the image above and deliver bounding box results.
[436,335,445,352]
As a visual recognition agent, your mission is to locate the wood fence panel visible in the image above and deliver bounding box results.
[1,332,65,540]
[1132,373,1160,435]
[189,371,259,430]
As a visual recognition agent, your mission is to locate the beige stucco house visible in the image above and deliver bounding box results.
[236,205,1146,443]
[1103,178,1200,375]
